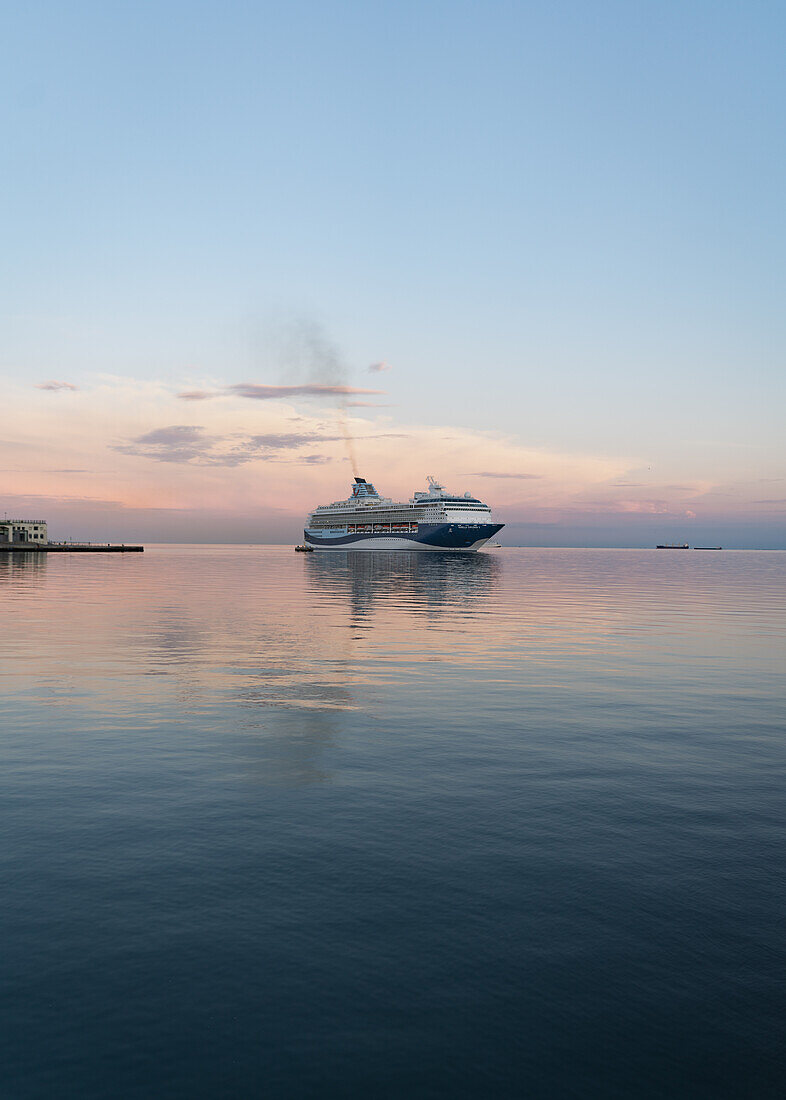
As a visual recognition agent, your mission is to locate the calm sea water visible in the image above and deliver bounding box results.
[2,547,785,1098]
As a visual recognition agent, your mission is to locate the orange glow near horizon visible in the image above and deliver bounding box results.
[1,376,780,543]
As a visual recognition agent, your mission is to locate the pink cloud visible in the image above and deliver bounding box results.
[36,381,78,391]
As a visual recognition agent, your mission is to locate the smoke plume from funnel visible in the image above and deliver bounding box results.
[337,406,359,477]
[262,317,368,476]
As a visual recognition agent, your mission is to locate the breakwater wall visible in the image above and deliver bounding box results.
[0,543,144,553]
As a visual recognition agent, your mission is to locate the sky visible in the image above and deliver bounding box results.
[2,0,785,546]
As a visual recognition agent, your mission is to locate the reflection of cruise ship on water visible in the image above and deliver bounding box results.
[304,476,504,551]
[305,545,500,626]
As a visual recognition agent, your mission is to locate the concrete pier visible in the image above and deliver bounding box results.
[0,543,144,553]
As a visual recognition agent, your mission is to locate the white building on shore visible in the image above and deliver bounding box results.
[0,519,48,544]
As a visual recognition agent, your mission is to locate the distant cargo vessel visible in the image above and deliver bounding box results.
[304,476,504,551]
[655,544,723,550]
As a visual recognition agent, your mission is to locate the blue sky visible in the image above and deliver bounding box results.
[2,1,785,544]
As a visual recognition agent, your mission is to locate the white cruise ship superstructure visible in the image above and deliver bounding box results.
[303,476,504,551]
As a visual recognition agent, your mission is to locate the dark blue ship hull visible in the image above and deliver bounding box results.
[303,523,503,551]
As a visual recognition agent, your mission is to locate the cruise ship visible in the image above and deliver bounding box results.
[303,476,504,551]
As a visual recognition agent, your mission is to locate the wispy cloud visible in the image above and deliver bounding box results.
[176,384,386,403]
[228,383,384,400]
[345,401,394,408]
[113,425,220,464]
[581,498,688,515]
[36,381,78,391]
[246,432,337,449]
[112,425,341,467]
[609,480,694,491]
[472,471,542,480]
[367,361,391,373]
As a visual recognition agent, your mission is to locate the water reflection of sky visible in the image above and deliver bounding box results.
[4,547,784,696]
[3,547,784,786]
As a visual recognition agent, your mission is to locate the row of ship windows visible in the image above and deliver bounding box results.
[315,508,489,521]
[312,523,420,533]
[351,523,418,533]
[313,516,417,524]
